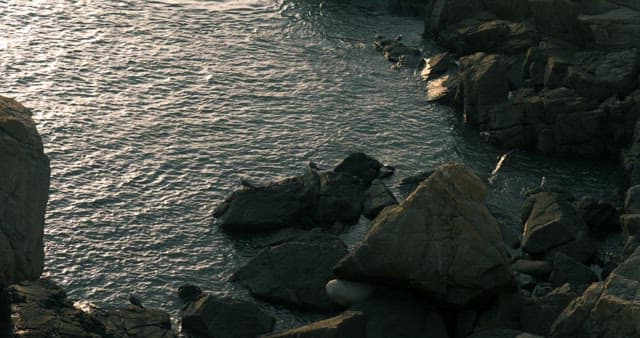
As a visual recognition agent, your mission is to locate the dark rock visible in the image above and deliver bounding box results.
[566,49,640,101]
[261,311,366,338]
[422,52,455,80]
[377,165,395,179]
[468,329,543,338]
[310,171,366,228]
[426,69,460,104]
[521,192,580,255]
[548,252,598,286]
[579,7,640,50]
[334,163,513,308]
[515,273,536,290]
[531,283,554,298]
[232,234,347,311]
[521,283,581,336]
[544,55,570,89]
[483,0,531,21]
[178,284,203,302]
[577,197,619,235]
[214,173,315,233]
[625,185,640,213]
[0,96,50,285]
[550,246,640,337]
[350,291,449,338]
[7,278,176,338]
[398,170,434,196]
[334,152,382,186]
[325,279,375,307]
[440,19,539,56]
[458,53,509,127]
[181,294,274,338]
[543,230,596,264]
[620,214,640,250]
[512,259,552,276]
[424,0,485,34]
[363,179,397,219]
[474,292,524,333]
[528,0,593,47]
[215,170,365,233]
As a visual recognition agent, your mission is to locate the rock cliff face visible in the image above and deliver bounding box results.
[420,0,640,159]
[0,95,50,285]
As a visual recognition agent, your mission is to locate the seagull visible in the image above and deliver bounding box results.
[540,176,547,190]
[129,294,144,308]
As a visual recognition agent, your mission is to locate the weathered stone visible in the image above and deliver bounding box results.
[548,252,598,286]
[0,96,50,285]
[398,170,434,197]
[550,246,640,337]
[334,152,382,186]
[425,0,485,34]
[579,7,640,50]
[522,192,580,255]
[334,163,513,308]
[521,283,581,336]
[566,49,640,101]
[577,197,619,235]
[528,0,594,46]
[512,259,552,276]
[7,279,176,338]
[181,294,274,338]
[625,185,640,213]
[544,56,570,89]
[459,53,510,126]
[261,311,366,338]
[233,233,347,311]
[350,292,449,338]
[215,169,365,233]
[620,214,640,243]
[441,19,539,56]
[426,70,460,104]
[363,179,397,219]
[422,52,455,80]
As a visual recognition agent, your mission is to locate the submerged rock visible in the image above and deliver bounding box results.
[181,293,274,338]
[334,163,513,308]
[0,96,50,285]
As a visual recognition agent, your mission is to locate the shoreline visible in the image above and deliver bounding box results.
[3,1,640,337]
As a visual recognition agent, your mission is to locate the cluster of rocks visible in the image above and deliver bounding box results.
[209,154,640,337]
[0,95,177,337]
[393,0,640,162]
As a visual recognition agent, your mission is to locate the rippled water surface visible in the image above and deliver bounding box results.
[1,0,625,329]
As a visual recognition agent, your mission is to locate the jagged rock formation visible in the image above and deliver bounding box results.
[0,95,50,285]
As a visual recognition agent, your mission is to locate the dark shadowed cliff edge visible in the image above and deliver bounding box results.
[4,0,640,337]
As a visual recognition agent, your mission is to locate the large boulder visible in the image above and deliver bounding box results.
[350,292,449,338]
[528,0,594,47]
[440,19,539,56]
[363,179,397,219]
[521,283,582,336]
[425,0,485,34]
[458,53,510,127]
[232,233,348,311]
[7,278,176,337]
[579,7,640,50]
[333,152,382,186]
[550,246,640,337]
[261,311,366,338]
[521,192,580,255]
[0,96,50,284]
[181,293,274,338]
[334,163,513,308]
[215,169,365,233]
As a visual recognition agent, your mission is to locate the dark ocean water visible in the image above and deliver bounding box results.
[0,0,624,329]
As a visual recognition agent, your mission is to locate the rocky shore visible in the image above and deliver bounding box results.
[3,1,640,337]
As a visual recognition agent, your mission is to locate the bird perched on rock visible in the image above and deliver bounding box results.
[129,294,144,308]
